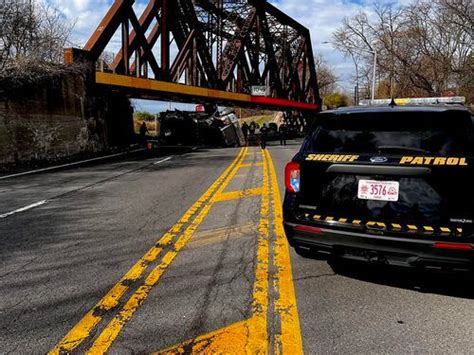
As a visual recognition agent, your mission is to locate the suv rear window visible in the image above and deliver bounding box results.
[301,110,473,156]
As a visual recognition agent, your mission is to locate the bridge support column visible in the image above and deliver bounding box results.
[62,47,136,150]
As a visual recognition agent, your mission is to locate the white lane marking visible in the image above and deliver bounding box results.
[0,149,145,181]
[153,157,172,165]
[0,155,172,220]
[0,156,172,220]
[0,200,48,219]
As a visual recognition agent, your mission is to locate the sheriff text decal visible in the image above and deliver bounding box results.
[306,154,359,162]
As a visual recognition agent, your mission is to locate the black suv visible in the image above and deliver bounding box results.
[283,105,474,271]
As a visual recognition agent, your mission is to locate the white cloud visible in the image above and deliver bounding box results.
[269,0,374,91]
[45,0,112,47]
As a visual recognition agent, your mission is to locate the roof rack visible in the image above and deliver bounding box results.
[359,96,466,106]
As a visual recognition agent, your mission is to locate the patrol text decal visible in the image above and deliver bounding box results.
[400,156,468,166]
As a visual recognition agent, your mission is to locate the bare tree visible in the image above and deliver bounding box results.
[333,0,473,101]
[314,54,338,98]
[0,0,74,71]
[436,0,474,34]
[0,0,37,70]
[333,12,378,97]
[36,2,74,63]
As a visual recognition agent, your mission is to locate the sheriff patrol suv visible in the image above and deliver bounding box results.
[283,104,474,270]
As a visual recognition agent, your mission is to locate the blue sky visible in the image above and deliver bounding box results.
[47,0,408,112]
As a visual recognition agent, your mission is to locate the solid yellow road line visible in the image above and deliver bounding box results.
[50,244,164,353]
[246,148,271,353]
[213,187,264,202]
[87,148,248,353]
[266,149,304,355]
[49,147,246,354]
[87,205,212,354]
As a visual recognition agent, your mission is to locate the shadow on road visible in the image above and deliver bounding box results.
[263,141,304,148]
[300,252,474,300]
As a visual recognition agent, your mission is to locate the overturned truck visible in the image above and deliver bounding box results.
[159,108,245,147]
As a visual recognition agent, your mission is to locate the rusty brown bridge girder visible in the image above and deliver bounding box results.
[65,0,321,112]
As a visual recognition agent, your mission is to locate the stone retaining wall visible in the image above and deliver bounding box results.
[0,72,134,167]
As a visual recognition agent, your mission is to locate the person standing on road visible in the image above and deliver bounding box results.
[241,122,249,143]
[139,121,149,146]
[279,123,287,146]
[249,121,256,137]
[260,123,268,149]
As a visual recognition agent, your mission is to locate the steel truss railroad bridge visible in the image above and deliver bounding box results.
[65,0,321,112]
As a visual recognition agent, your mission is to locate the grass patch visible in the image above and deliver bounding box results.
[240,115,274,126]
[133,118,158,137]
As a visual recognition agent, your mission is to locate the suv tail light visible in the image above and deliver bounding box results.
[433,242,473,250]
[295,225,323,234]
[285,162,300,193]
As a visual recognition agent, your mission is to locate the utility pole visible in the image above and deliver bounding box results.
[352,52,360,105]
[371,50,377,103]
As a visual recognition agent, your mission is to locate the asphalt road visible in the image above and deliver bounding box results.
[0,142,473,354]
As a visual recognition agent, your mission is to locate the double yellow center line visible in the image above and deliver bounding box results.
[50,147,303,354]
[154,149,302,354]
[50,147,248,354]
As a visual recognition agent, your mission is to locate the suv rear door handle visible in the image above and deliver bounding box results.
[326,164,432,176]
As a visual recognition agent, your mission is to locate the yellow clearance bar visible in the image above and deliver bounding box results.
[96,72,249,103]
[95,72,319,111]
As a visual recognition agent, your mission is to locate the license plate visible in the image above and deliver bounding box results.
[358,180,399,202]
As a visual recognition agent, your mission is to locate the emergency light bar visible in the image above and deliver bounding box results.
[359,96,466,106]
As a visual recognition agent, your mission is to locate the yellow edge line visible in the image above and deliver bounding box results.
[266,149,304,354]
[86,148,248,353]
[49,147,246,354]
